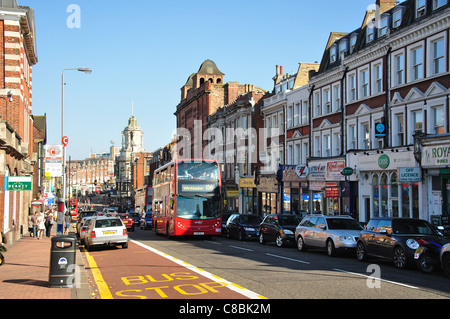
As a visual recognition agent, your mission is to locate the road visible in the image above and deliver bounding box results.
[79,225,450,301]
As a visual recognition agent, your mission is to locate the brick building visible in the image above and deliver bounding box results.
[0,0,38,243]
[174,59,264,159]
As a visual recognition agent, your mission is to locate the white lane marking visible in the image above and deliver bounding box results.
[229,245,254,252]
[266,253,310,264]
[130,239,266,299]
[332,268,420,289]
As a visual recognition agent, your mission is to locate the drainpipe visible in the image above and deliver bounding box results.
[307,84,315,215]
[385,46,392,148]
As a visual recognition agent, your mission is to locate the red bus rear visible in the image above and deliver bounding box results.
[152,159,222,236]
[69,198,78,216]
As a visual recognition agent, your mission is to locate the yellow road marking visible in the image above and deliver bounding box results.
[84,250,113,299]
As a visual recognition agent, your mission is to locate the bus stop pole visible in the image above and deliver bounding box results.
[57,198,65,235]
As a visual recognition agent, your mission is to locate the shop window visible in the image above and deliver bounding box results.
[373,174,380,217]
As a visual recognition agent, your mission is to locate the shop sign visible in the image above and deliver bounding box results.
[6,176,32,191]
[226,190,239,198]
[239,178,256,188]
[341,167,354,176]
[422,144,450,166]
[398,167,421,182]
[326,161,345,181]
[378,155,390,169]
[295,165,309,178]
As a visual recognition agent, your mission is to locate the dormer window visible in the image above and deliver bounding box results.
[379,15,390,37]
[416,0,426,18]
[330,45,337,63]
[367,25,375,43]
[339,40,348,59]
[350,34,357,53]
[392,7,404,28]
[433,0,447,9]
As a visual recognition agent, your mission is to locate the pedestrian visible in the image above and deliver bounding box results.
[28,213,34,237]
[45,210,54,237]
[36,211,45,239]
[64,212,71,235]
[31,212,38,238]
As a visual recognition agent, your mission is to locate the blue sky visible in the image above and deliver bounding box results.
[21,0,374,160]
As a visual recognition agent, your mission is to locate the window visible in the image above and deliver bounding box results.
[433,0,447,9]
[350,35,357,53]
[287,105,293,128]
[348,74,357,101]
[394,53,404,85]
[349,125,357,149]
[416,0,426,17]
[372,63,383,94]
[393,9,403,28]
[314,136,321,157]
[361,123,370,149]
[339,40,348,59]
[379,16,389,36]
[302,141,309,163]
[410,46,424,80]
[294,103,300,126]
[301,100,308,125]
[412,110,423,132]
[323,135,331,157]
[315,92,321,116]
[330,46,337,63]
[367,25,375,43]
[433,106,445,134]
[432,38,445,75]
[360,69,369,98]
[333,132,341,155]
[295,143,301,164]
[333,85,341,112]
[323,89,331,114]
[395,114,404,146]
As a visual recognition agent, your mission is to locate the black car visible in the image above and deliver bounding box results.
[221,211,235,235]
[259,214,302,247]
[356,217,448,269]
[226,214,262,241]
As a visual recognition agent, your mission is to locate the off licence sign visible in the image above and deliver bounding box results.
[6,176,32,191]
[398,167,421,182]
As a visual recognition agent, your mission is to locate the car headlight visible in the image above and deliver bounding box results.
[283,229,294,235]
[244,227,256,232]
[339,236,355,242]
[406,239,419,250]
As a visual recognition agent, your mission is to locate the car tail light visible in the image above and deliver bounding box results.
[123,228,128,236]
[91,231,96,238]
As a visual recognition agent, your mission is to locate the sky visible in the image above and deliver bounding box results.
[20,0,375,160]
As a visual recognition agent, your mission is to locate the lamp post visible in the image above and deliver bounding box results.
[59,67,92,234]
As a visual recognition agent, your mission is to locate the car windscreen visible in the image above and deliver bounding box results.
[327,218,363,230]
[95,218,122,228]
[393,219,439,235]
[278,215,302,226]
[239,215,262,224]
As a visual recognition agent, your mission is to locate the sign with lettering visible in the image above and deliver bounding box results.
[6,176,32,191]
[398,167,421,182]
[422,144,450,166]
[178,182,218,193]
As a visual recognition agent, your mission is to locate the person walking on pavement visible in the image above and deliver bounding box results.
[31,212,38,238]
[36,211,45,239]
[64,212,71,235]
[28,212,34,237]
[45,210,54,237]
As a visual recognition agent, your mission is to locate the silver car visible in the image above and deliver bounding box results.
[295,214,363,256]
[84,216,128,251]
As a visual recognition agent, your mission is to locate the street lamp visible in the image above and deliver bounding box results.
[59,67,92,234]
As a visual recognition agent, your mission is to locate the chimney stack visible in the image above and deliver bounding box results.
[276,65,279,75]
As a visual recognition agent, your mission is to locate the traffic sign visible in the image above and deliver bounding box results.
[62,136,69,147]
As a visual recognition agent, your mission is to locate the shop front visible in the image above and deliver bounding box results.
[308,159,347,216]
[421,138,450,227]
[257,175,279,216]
[281,165,308,217]
[352,150,421,223]
[239,177,257,214]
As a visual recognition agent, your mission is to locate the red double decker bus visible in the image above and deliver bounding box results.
[152,159,222,237]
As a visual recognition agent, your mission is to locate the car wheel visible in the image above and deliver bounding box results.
[327,239,337,257]
[259,233,266,245]
[417,252,435,273]
[275,234,284,247]
[226,229,232,239]
[238,230,245,241]
[393,246,407,269]
[297,236,306,252]
[356,241,367,262]
[442,254,450,278]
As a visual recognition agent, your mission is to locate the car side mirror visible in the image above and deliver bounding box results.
[320,225,326,230]
[380,229,390,236]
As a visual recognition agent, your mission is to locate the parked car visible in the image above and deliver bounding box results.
[440,243,450,278]
[356,217,448,269]
[84,216,128,251]
[118,213,135,232]
[295,214,363,256]
[76,210,97,233]
[78,216,95,245]
[140,212,153,230]
[221,211,235,235]
[260,214,302,247]
[226,214,262,241]
[130,212,140,226]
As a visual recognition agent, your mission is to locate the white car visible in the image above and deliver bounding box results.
[295,214,363,256]
[84,216,128,251]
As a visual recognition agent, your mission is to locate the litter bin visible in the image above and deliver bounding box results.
[49,235,77,288]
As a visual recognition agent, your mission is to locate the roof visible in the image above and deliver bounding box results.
[196,59,224,76]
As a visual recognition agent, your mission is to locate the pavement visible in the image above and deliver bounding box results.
[0,223,93,299]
